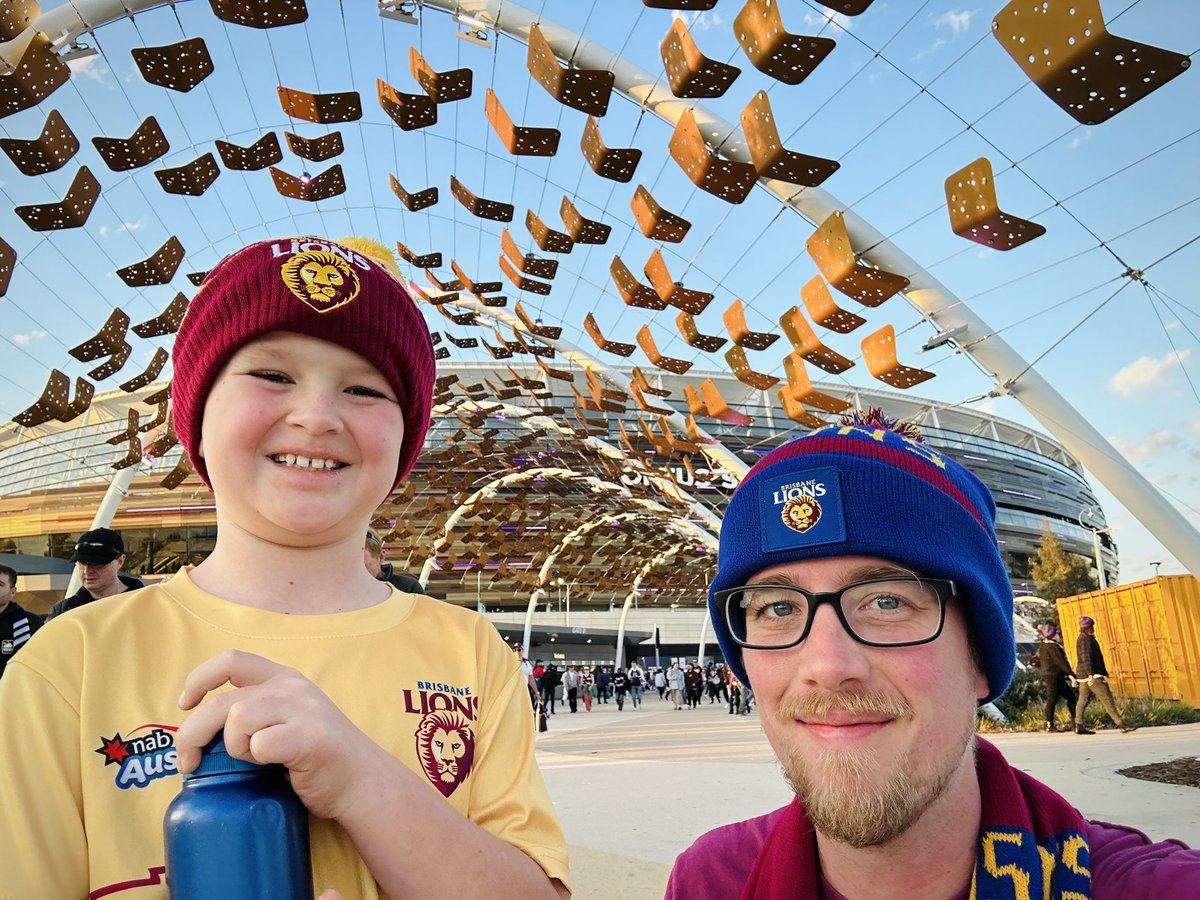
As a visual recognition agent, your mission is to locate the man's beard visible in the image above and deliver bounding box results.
[775,689,975,849]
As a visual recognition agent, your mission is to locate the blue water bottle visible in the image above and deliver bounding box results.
[164,733,314,899]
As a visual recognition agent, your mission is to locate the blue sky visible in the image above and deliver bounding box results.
[1,0,1197,581]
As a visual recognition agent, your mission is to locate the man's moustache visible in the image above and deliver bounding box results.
[775,689,912,722]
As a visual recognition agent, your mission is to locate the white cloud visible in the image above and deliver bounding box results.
[1107,349,1191,396]
[98,219,146,240]
[67,54,110,83]
[1108,431,1180,463]
[915,37,946,61]
[803,10,853,32]
[1068,128,1093,151]
[1166,320,1180,331]
[1191,418,1200,431]
[13,330,47,346]
[932,9,978,35]
[671,10,723,30]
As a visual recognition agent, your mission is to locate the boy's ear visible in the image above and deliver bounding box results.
[197,438,205,459]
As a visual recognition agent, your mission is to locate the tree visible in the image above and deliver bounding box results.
[1031,528,1098,607]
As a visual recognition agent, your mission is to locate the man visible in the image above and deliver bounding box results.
[667,412,1198,898]
[627,661,645,708]
[540,663,561,715]
[0,564,42,681]
[364,529,426,594]
[1035,624,1078,732]
[562,664,581,713]
[611,667,630,711]
[513,643,539,713]
[1075,615,1136,735]
[666,661,685,710]
[47,528,143,619]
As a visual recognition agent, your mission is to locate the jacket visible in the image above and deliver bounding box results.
[1076,632,1109,678]
[1037,638,1076,681]
[0,601,43,680]
[379,562,426,595]
[46,574,145,620]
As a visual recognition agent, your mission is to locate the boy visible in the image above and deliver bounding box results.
[0,237,570,899]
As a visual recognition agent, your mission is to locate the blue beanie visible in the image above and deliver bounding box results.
[709,411,1014,703]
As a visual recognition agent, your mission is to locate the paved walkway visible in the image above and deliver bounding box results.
[535,698,1200,900]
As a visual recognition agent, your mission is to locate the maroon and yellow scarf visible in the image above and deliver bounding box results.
[741,738,1091,899]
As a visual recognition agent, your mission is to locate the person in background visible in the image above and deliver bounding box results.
[1074,615,1136,735]
[627,661,645,708]
[364,528,425,595]
[540,663,561,715]
[654,667,667,700]
[0,564,42,681]
[666,411,1197,899]
[580,666,594,712]
[684,663,704,709]
[1034,624,1078,732]
[611,667,630,711]
[594,666,609,704]
[666,662,685,711]
[47,528,144,620]
[562,664,581,713]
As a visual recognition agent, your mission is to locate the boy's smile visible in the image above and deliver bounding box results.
[198,331,405,545]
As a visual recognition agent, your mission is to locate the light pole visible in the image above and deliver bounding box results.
[555,577,572,626]
[1151,561,1162,578]
[1079,507,1112,590]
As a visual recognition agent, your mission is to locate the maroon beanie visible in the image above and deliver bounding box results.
[171,236,434,490]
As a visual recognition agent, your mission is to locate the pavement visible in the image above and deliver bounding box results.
[534,696,1200,900]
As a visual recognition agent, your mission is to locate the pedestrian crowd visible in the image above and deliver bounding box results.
[527,659,754,716]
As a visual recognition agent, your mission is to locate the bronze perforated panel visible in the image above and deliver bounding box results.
[156,152,220,196]
[270,164,345,201]
[579,116,641,183]
[992,0,1190,125]
[107,409,142,471]
[806,211,909,307]
[723,298,779,350]
[637,325,693,375]
[15,165,100,230]
[676,312,728,353]
[801,276,865,333]
[525,209,574,252]
[452,176,513,222]
[485,89,560,156]
[285,130,344,162]
[396,241,442,269]
[159,453,195,491]
[93,116,169,172]
[0,32,70,119]
[13,370,93,428]
[815,0,874,13]
[131,37,214,92]
[783,354,849,413]
[377,78,437,131]
[118,347,169,393]
[643,0,717,8]
[734,0,836,85]
[741,90,838,186]
[409,47,472,103]
[0,0,38,42]
[499,255,553,295]
[644,250,713,315]
[526,24,614,116]
[0,108,78,175]
[186,271,209,286]
[610,256,667,311]
[216,132,282,171]
[279,86,362,124]
[778,304,852,374]
[501,229,558,279]
[451,260,502,295]
[660,19,740,99]
[444,331,479,349]
[583,312,636,358]
[560,197,610,244]
[700,378,754,426]
[630,185,691,243]
[669,109,758,204]
[389,174,438,211]
[945,157,1045,251]
[211,0,307,29]
[777,387,828,428]
[117,236,184,288]
[132,291,189,338]
[862,324,934,389]
[426,269,465,293]
[725,345,779,390]
[68,308,132,381]
[0,237,15,297]
[515,301,562,339]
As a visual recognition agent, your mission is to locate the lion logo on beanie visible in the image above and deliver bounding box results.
[781,495,822,533]
[280,249,361,312]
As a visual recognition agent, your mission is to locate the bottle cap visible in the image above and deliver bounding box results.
[184,732,279,780]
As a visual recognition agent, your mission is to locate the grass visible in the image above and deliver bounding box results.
[978,669,1200,733]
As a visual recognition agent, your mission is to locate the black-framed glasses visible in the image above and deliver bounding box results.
[718,576,957,650]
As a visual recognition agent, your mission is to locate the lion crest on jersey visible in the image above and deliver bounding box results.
[280,248,360,313]
[415,710,476,797]
[781,496,822,534]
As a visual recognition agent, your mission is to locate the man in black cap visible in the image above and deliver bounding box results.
[364,529,426,595]
[46,528,144,620]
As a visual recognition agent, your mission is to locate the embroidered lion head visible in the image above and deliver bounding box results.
[782,496,822,534]
[415,710,476,797]
[279,249,360,312]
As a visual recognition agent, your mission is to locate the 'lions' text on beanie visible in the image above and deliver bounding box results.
[171,236,435,491]
[708,409,1015,703]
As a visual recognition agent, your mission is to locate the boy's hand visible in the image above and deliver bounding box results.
[176,649,375,820]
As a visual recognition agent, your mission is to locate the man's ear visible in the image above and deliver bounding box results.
[975,668,990,702]
[116,554,127,569]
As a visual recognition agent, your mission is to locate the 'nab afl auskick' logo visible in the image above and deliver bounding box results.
[775,479,827,534]
[95,724,179,790]
[275,240,365,313]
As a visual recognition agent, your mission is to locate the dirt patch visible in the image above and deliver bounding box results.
[1117,757,1200,789]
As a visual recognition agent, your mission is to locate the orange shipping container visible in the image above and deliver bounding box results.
[1057,575,1200,707]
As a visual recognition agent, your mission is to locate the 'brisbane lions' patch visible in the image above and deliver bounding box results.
[280,248,361,313]
[414,710,476,797]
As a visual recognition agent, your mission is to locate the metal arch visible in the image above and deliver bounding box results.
[615,541,704,670]
[417,0,1200,577]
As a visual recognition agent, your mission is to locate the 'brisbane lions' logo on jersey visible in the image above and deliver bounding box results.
[280,249,361,313]
[415,710,476,797]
